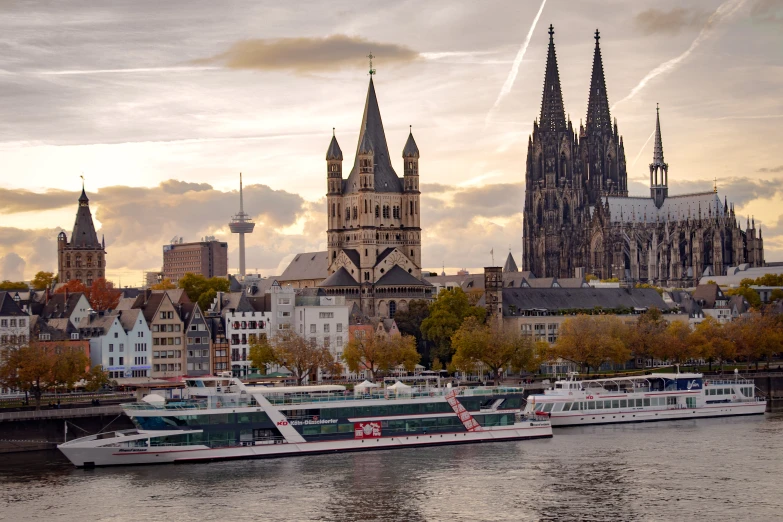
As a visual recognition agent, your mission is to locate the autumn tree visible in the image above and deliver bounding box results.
[656,320,697,365]
[55,279,89,296]
[150,278,176,290]
[251,330,334,384]
[727,313,783,369]
[178,273,230,311]
[88,278,121,311]
[420,288,486,362]
[31,271,56,290]
[451,317,537,383]
[549,315,631,374]
[691,317,735,371]
[0,344,55,409]
[51,348,90,389]
[627,307,668,369]
[343,332,421,381]
[0,280,28,291]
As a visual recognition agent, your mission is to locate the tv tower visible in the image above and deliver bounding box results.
[229,173,255,278]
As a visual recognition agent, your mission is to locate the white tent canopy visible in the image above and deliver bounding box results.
[354,380,380,393]
[388,381,413,394]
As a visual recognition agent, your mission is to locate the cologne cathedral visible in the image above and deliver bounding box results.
[522,26,763,287]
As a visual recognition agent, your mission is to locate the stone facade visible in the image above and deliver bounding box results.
[57,186,106,285]
[321,76,433,318]
[522,27,763,288]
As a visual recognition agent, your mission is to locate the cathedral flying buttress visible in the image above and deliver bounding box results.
[522,27,763,288]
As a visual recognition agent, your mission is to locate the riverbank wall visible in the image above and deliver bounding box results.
[0,407,134,454]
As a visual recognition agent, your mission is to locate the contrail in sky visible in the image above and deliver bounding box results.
[612,0,747,110]
[631,129,656,168]
[485,0,547,127]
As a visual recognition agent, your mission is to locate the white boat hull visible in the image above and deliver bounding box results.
[548,401,767,427]
[58,423,552,468]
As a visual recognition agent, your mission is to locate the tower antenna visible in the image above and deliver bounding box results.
[367,53,376,76]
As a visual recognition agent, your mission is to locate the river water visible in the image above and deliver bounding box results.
[1,414,781,522]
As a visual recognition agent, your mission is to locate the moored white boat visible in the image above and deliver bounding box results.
[524,370,766,427]
[59,376,551,467]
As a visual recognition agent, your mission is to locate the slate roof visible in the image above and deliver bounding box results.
[116,308,143,331]
[320,267,359,287]
[692,283,726,309]
[0,291,27,316]
[247,295,271,313]
[343,78,404,194]
[326,134,343,161]
[501,287,668,315]
[402,131,419,159]
[130,291,168,324]
[376,247,396,266]
[503,253,518,273]
[151,288,190,304]
[279,251,329,282]
[41,292,87,320]
[343,249,361,268]
[375,265,428,286]
[348,302,372,326]
[70,188,102,248]
[33,316,78,341]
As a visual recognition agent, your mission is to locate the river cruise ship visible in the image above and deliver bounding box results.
[59,376,551,467]
[523,371,766,427]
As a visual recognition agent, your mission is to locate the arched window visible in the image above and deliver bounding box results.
[345,207,350,221]
[389,301,397,318]
[331,203,335,217]
[352,206,357,219]
[375,205,380,218]
[364,200,368,214]
[410,201,414,215]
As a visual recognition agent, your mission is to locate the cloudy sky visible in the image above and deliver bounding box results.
[0,0,781,284]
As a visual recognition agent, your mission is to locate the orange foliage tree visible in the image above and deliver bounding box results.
[88,278,121,311]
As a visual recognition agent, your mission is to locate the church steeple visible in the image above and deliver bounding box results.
[585,29,612,138]
[539,25,567,134]
[649,104,669,208]
[344,76,401,194]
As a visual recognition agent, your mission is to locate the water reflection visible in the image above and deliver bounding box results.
[0,416,781,522]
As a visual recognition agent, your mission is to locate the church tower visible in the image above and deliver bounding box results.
[649,105,669,208]
[582,29,627,203]
[321,66,430,318]
[57,184,107,285]
[522,25,582,278]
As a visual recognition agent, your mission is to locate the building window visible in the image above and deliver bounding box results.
[319,312,334,319]
[324,324,330,333]
[389,301,397,318]
[336,324,342,333]
[310,324,316,333]
[109,344,114,352]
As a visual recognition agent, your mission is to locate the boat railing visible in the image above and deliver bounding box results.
[705,379,755,386]
[124,397,257,412]
[262,386,526,406]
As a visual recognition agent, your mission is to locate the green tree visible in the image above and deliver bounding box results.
[249,335,276,374]
[420,288,486,362]
[0,280,28,291]
[392,299,430,351]
[451,317,537,383]
[343,332,420,381]
[31,271,56,290]
[725,286,761,309]
[84,365,111,391]
[178,273,230,310]
[769,289,783,303]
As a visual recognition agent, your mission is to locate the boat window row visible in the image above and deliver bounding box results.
[537,396,680,413]
[131,411,270,430]
[290,398,521,420]
[298,413,516,438]
[706,388,737,396]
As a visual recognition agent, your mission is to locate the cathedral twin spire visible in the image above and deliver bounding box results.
[539,25,568,134]
[585,30,612,139]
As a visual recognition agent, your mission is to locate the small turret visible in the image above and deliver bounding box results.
[649,104,669,208]
[403,126,419,192]
[326,129,343,195]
